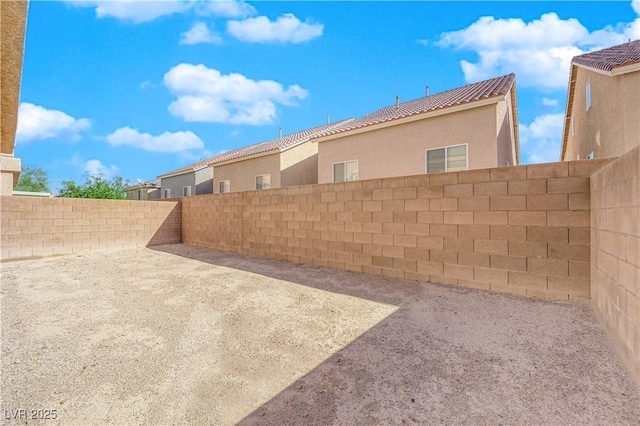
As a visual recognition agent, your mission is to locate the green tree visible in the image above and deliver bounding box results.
[15,165,50,193]
[59,174,129,200]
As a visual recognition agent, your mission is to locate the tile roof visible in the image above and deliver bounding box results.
[572,39,640,72]
[157,118,354,178]
[311,73,516,139]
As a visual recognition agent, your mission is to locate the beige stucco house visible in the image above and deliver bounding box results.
[0,1,28,195]
[125,180,161,201]
[210,119,353,193]
[311,74,519,183]
[560,40,640,161]
[157,161,214,199]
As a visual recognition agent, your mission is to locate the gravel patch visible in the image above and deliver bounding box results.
[1,244,638,425]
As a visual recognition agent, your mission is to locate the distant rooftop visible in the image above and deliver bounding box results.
[312,73,516,139]
[572,39,640,72]
[158,118,354,178]
[125,180,160,190]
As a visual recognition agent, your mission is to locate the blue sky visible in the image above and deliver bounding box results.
[16,0,640,191]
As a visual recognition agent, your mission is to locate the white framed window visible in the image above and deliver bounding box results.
[183,186,192,197]
[219,180,230,193]
[163,189,171,199]
[333,160,358,182]
[137,189,144,200]
[586,81,591,111]
[255,174,271,190]
[587,151,594,159]
[426,144,468,174]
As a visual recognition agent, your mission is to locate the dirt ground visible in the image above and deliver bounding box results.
[1,244,638,425]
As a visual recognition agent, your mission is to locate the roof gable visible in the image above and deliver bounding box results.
[572,39,640,72]
[157,118,354,178]
[311,73,516,139]
[561,40,640,161]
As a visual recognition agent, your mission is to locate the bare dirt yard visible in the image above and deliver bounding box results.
[1,244,638,425]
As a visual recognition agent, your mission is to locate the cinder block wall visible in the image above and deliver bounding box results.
[591,145,640,383]
[0,197,181,260]
[182,159,613,301]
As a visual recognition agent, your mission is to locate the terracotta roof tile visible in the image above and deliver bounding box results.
[158,118,354,178]
[572,39,640,71]
[312,73,516,138]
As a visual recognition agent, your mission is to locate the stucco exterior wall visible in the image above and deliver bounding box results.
[281,141,318,187]
[213,153,281,193]
[565,68,640,160]
[591,145,640,383]
[0,0,28,157]
[496,91,516,167]
[317,104,499,184]
[161,172,196,198]
[126,187,160,201]
[195,167,213,195]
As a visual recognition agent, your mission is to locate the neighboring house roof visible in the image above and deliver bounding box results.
[311,73,516,138]
[125,180,160,191]
[157,118,354,178]
[310,73,519,164]
[560,40,640,161]
[572,39,640,72]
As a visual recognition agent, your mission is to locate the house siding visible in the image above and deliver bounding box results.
[161,172,196,198]
[496,89,516,167]
[126,187,160,201]
[565,67,640,160]
[160,168,213,198]
[280,140,318,187]
[317,103,499,184]
[195,167,214,195]
[213,153,281,193]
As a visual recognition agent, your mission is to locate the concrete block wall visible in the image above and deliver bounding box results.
[182,159,613,301]
[181,191,243,253]
[0,196,181,260]
[591,145,640,382]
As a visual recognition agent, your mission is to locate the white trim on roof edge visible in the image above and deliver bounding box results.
[311,95,504,144]
[573,61,640,77]
[209,148,281,168]
[157,164,208,179]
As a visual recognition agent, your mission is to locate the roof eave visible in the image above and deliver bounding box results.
[508,80,520,165]
[312,94,506,144]
[560,65,579,162]
[573,61,640,77]
[279,137,312,153]
[210,148,280,168]
[157,164,208,179]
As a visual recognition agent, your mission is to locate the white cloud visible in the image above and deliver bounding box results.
[163,63,308,125]
[195,0,256,18]
[84,159,119,178]
[140,80,154,89]
[541,97,559,107]
[633,0,640,14]
[180,22,222,45]
[67,0,255,23]
[227,13,323,44]
[16,103,91,143]
[437,5,640,89]
[106,126,204,153]
[68,0,190,23]
[519,114,565,164]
